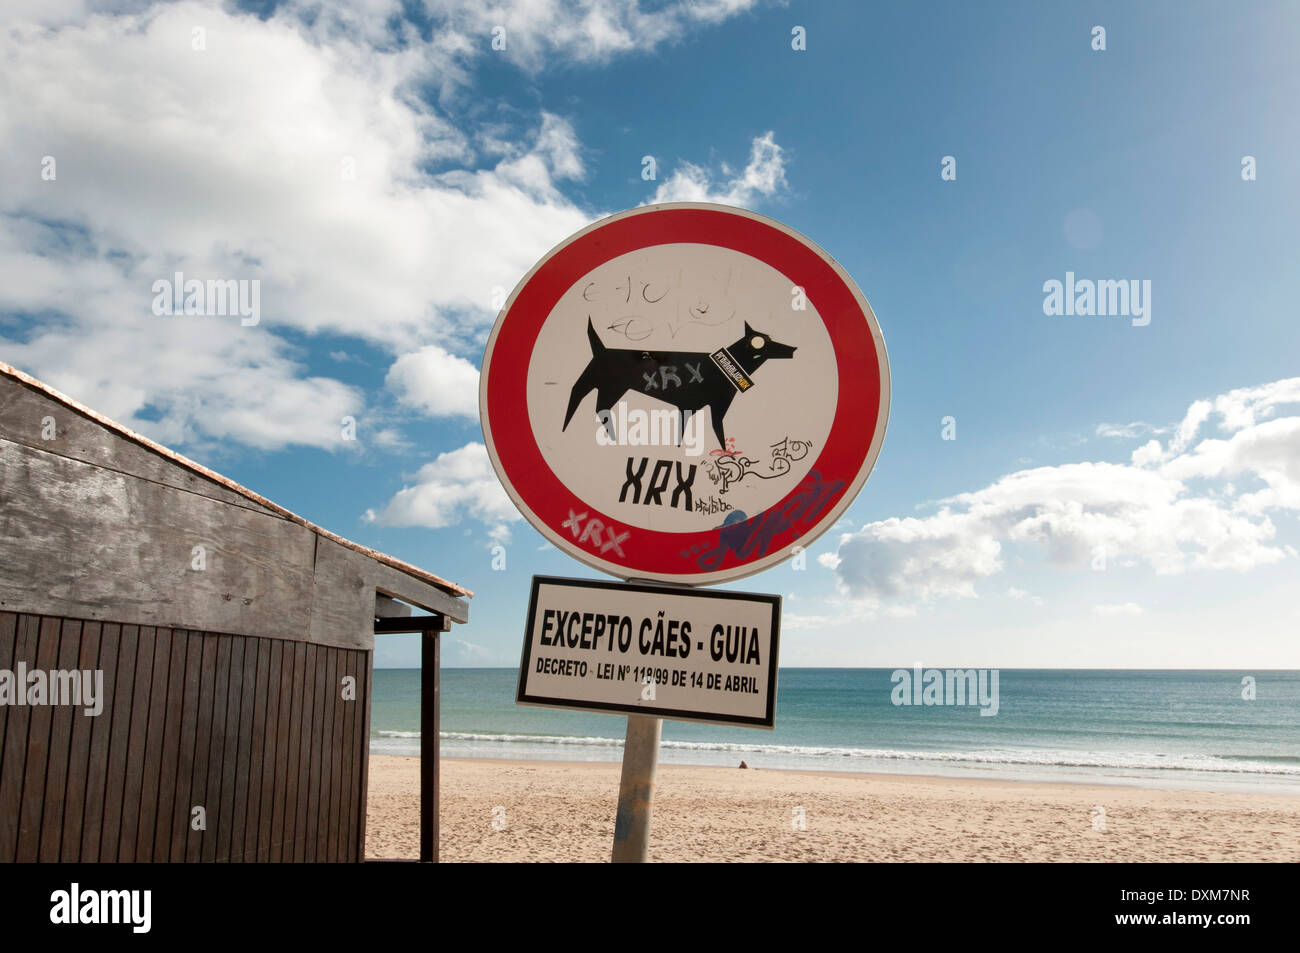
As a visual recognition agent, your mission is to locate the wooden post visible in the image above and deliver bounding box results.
[419,624,440,863]
[611,714,662,863]
[376,609,451,863]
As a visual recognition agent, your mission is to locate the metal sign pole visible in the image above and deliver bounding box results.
[611,713,662,863]
[610,576,674,863]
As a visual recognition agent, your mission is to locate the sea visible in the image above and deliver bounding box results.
[370,668,1300,794]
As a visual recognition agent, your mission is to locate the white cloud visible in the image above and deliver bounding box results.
[531,111,585,181]
[0,1,601,448]
[386,345,481,418]
[1139,378,1300,516]
[1161,417,1300,515]
[820,508,1003,601]
[1092,603,1143,616]
[1213,378,1300,432]
[1096,421,1162,438]
[363,442,519,537]
[0,295,364,453]
[1007,587,1044,605]
[782,598,881,631]
[370,427,414,452]
[0,1,766,454]
[1169,399,1213,455]
[420,0,762,71]
[823,379,1299,604]
[1130,439,1164,467]
[649,131,788,207]
[441,637,512,666]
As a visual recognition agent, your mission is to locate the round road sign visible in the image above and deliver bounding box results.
[480,202,889,585]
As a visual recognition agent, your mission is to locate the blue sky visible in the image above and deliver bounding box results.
[3,0,1298,668]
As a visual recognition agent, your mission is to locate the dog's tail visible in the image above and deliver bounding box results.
[562,318,606,432]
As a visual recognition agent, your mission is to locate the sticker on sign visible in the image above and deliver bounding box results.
[517,575,781,728]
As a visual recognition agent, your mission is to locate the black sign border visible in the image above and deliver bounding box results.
[517,574,782,729]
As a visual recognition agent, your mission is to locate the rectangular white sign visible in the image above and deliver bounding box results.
[517,576,781,728]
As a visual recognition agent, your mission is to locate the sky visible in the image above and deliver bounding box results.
[2,0,1298,669]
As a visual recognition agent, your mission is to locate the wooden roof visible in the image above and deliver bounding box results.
[0,360,472,600]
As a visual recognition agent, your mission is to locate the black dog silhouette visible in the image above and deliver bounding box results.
[562,319,797,449]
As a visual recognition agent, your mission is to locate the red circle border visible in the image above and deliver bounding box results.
[484,206,884,580]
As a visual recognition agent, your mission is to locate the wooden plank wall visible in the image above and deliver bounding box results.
[0,611,370,862]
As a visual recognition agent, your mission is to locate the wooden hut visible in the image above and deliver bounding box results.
[0,361,470,862]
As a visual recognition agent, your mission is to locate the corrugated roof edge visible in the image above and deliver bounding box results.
[0,360,473,600]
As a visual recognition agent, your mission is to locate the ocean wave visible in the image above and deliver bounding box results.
[414,731,1300,776]
[440,731,622,747]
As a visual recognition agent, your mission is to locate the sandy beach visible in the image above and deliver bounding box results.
[364,755,1300,862]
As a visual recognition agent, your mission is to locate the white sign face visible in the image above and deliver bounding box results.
[517,576,781,728]
[527,243,839,534]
